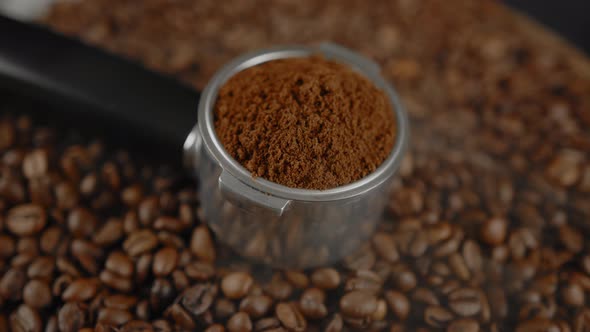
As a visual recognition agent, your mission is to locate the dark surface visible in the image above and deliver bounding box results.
[0,15,200,159]
[505,0,590,54]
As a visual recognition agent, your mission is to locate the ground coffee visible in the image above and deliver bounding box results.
[214,56,396,190]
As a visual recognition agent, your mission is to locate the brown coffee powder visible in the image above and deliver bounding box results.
[214,56,396,190]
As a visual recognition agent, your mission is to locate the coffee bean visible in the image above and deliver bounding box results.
[62,278,99,302]
[221,272,254,299]
[40,227,63,255]
[412,288,440,306]
[284,271,309,289]
[45,315,58,332]
[345,270,382,294]
[424,305,453,328]
[120,320,153,332]
[185,261,216,281]
[311,268,340,290]
[448,288,482,317]
[339,291,378,319]
[254,317,282,331]
[264,274,293,301]
[480,217,507,246]
[214,298,236,319]
[136,300,150,321]
[324,314,343,332]
[462,240,482,273]
[136,253,153,284]
[150,278,174,312]
[299,288,327,319]
[385,290,410,320]
[227,312,252,332]
[23,279,52,309]
[0,234,15,258]
[93,218,124,246]
[100,270,133,293]
[190,225,216,262]
[559,225,583,253]
[447,318,480,332]
[67,207,97,238]
[275,302,306,332]
[0,268,25,301]
[98,308,133,326]
[240,295,273,318]
[23,149,48,179]
[449,253,470,281]
[6,204,46,236]
[561,282,585,307]
[372,232,399,263]
[10,304,42,332]
[165,304,196,330]
[515,318,559,332]
[180,284,217,316]
[105,251,134,277]
[372,299,387,321]
[58,302,86,332]
[138,197,159,226]
[153,247,178,277]
[123,230,158,257]
[104,295,137,310]
[205,324,225,332]
[392,267,417,292]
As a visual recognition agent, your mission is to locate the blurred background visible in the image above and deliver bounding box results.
[1,0,589,54]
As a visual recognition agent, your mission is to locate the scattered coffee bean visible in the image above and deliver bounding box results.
[23,279,52,308]
[385,290,410,320]
[221,272,254,299]
[339,291,378,319]
[190,226,216,262]
[240,295,273,318]
[227,312,252,332]
[311,268,340,290]
[275,302,306,332]
[299,288,327,319]
[6,204,46,236]
[10,304,42,332]
[153,247,178,277]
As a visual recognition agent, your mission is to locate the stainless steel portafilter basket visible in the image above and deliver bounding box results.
[184,43,409,268]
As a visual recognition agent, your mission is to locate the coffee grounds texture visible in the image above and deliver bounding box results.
[214,56,396,190]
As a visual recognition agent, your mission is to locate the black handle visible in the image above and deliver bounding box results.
[0,15,200,155]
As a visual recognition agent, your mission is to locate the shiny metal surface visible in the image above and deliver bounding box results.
[184,43,409,267]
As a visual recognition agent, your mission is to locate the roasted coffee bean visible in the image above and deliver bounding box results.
[0,268,25,301]
[67,207,97,238]
[284,271,309,289]
[515,318,559,332]
[372,232,399,263]
[100,270,133,292]
[262,274,292,301]
[58,302,86,332]
[153,247,178,277]
[447,318,480,332]
[180,284,217,316]
[299,288,327,319]
[424,306,453,328]
[23,279,52,309]
[324,314,343,332]
[123,230,158,257]
[372,299,387,321]
[98,308,133,326]
[215,298,236,319]
[10,304,42,332]
[61,278,99,302]
[165,304,196,330]
[561,282,585,307]
[227,312,252,332]
[105,251,134,277]
[311,268,340,290]
[27,256,54,280]
[0,234,15,258]
[121,320,156,332]
[480,218,508,246]
[136,300,150,322]
[339,291,378,319]
[392,267,417,292]
[40,227,63,255]
[448,288,482,317]
[412,288,440,306]
[254,317,282,332]
[559,225,584,253]
[190,225,216,262]
[275,302,306,332]
[385,290,410,320]
[136,253,153,283]
[240,295,273,318]
[93,218,124,246]
[104,295,137,310]
[150,278,175,312]
[345,271,382,294]
[205,324,225,332]
[221,272,254,299]
[153,216,186,233]
[6,204,46,236]
[185,261,216,281]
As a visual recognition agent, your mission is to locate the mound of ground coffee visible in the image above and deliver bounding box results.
[214,56,397,190]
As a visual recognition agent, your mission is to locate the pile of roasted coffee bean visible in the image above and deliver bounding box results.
[0,0,587,331]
